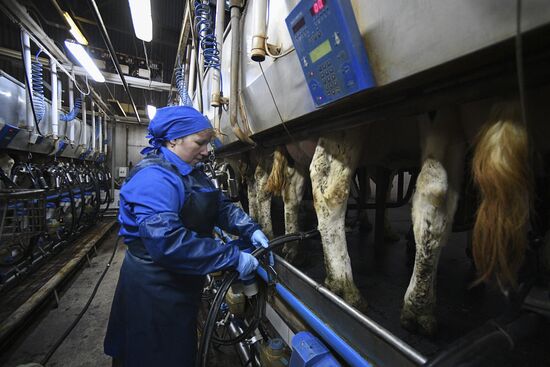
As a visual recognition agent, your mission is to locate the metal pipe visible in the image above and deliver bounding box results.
[211,0,225,107]
[22,31,33,132]
[183,46,191,105]
[111,119,115,199]
[51,59,58,138]
[272,257,428,366]
[86,0,141,123]
[227,321,255,366]
[91,100,96,151]
[251,0,267,62]
[229,0,255,145]
[69,75,75,144]
[256,266,372,367]
[81,95,87,146]
[103,113,108,154]
[98,113,103,153]
[188,46,197,102]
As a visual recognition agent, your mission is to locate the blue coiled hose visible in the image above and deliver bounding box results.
[194,0,220,71]
[175,65,193,106]
[31,58,45,122]
[60,97,82,122]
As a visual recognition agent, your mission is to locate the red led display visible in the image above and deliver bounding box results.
[310,0,326,16]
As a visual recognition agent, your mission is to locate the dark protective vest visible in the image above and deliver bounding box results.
[124,153,219,258]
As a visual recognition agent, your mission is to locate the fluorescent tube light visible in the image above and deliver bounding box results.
[147,105,157,120]
[63,12,88,45]
[128,0,153,42]
[65,40,105,83]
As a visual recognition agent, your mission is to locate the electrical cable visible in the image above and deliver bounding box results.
[39,236,121,365]
[258,62,295,141]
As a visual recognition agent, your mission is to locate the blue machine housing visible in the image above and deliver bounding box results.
[290,332,341,367]
[285,0,376,107]
[0,124,20,148]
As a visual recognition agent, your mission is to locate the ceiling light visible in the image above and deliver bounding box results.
[65,40,105,83]
[128,0,153,42]
[147,105,157,120]
[63,12,88,45]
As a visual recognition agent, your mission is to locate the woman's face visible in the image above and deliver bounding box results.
[168,129,214,165]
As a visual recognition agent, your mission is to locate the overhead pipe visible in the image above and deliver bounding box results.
[81,95,87,147]
[229,0,255,145]
[86,0,141,123]
[22,31,34,132]
[250,0,267,62]
[91,100,96,151]
[50,59,59,139]
[211,0,225,107]
[188,45,197,103]
[68,74,75,144]
[98,113,103,154]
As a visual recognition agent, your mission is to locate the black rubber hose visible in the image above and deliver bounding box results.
[197,229,320,367]
[40,236,121,366]
[424,312,541,367]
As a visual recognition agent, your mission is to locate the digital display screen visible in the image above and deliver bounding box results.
[292,17,306,34]
[310,0,326,16]
[309,39,332,63]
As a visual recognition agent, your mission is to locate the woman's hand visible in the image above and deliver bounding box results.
[251,229,269,248]
[236,252,259,279]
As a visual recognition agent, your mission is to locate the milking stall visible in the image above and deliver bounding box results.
[1,0,550,366]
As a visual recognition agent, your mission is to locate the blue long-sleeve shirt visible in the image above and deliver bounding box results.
[118,147,260,275]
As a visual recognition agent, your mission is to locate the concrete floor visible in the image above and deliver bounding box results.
[1,228,124,367]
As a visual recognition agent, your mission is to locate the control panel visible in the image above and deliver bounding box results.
[286,0,376,106]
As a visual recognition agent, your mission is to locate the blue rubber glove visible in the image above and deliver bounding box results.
[251,229,269,248]
[236,252,259,280]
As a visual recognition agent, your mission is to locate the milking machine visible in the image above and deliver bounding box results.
[0,30,112,290]
[0,159,111,290]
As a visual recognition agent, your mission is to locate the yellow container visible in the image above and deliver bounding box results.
[259,338,290,367]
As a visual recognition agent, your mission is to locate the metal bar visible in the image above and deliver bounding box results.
[269,257,428,366]
[51,59,58,138]
[22,31,33,132]
[91,100,96,151]
[86,0,141,123]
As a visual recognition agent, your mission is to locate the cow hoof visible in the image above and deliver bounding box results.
[400,307,437,336]
[325,278,367,312]
[282,245,298,262]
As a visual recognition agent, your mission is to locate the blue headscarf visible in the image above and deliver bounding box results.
[140,106,213,155]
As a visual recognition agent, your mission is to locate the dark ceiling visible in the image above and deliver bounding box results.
[1,0,187,117]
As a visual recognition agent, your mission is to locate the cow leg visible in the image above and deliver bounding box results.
[310,132,365,309]
[255,160,274,238]
[282,165,306,262]
[401,109,464,335]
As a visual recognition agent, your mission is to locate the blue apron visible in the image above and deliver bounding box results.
[104,155,219,367]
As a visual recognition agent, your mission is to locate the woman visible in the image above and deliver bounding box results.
[104,106,269,366]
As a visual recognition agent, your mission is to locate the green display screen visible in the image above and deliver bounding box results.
[309,39,332,63]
